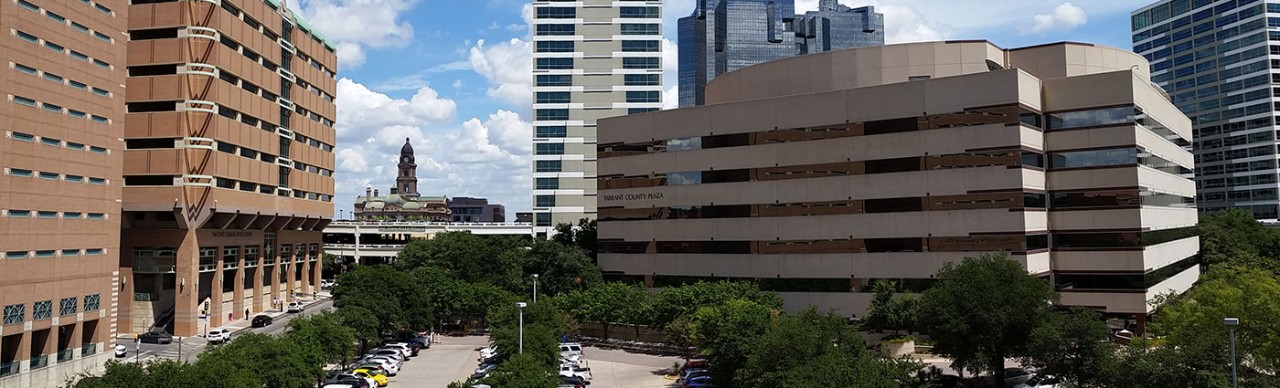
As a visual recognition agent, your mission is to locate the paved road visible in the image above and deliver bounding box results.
[391,335,488,387]
[116,298,334,363]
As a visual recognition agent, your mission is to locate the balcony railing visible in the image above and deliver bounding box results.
[134,264,177,274]
[0,362,16,377]
[81,343,97,356]
[56,349,73,363]
[199,262,217,272]
[30,355,47,370]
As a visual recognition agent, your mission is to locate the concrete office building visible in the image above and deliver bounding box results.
[598,41,1200,330]
[678,0,883,107]
[532,0,663,237]
[118,0,337,337]
[1132,0,1277,219]
[0,0,125,385]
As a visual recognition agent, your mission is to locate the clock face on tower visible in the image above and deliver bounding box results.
[401,156,411,164]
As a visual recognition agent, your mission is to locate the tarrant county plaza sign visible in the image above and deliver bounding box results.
[601,192,664,202]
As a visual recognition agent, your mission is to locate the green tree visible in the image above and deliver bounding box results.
[862,280,919,335]
[559,282,649,338]
[552,218,598,261]
[523,238,603,296]
[1021,308,1116,387]
[690,299,775,384]
[332,265,432,334]
[335,305,382,353]
[1198,208,1280,271]
[918,253,1057,386]
[738,308,915,388]
[482,353,562,388]
[205,333,317,388]
[649,281,784,328]
[285,312,357,367]
[1150,265,1280,381]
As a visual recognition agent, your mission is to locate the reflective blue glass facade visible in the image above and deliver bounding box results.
[678,0,884,107]
[1132,0,1279,219]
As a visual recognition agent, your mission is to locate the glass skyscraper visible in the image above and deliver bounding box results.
[678,0,883,107]
[1132,0,1276,218]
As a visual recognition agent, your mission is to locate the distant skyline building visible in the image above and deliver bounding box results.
[531,0,664,237]
[1131,0,1275,219]
[678,0,884,107]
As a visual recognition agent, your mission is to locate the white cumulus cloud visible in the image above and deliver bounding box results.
[468,38,533,112]
[292,0,418,69]
[1025,2,1089,34]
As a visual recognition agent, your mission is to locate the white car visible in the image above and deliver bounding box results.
[334,373,376,388]
[319,279,335,288]
[367,348,406,363]
[382,343,412,358]
[362,353,404,368]
[114,344,127,358]
[207,328,231,344]
[559,363,592,381]
[286,302,304,313]
[321,384,356,388]
[479,345,499,359]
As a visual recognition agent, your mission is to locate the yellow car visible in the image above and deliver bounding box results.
[352,368,389,387]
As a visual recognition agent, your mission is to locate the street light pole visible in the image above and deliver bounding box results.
[532,274,539,304]
[517,302,527,354]
[1226,317,1239,388]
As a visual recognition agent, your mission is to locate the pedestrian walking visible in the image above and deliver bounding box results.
[244,309,250,319]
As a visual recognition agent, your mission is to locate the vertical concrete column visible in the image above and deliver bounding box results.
[252,245,265,312]
[210,246,224,328]
[312,246,324,294]
[173,230,201,337]
[232,247,246,320]
[288,245,299,300]
[270,245,282,309]
[300,248,312,297]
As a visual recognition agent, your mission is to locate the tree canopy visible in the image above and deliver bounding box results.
[918,253,1057,386]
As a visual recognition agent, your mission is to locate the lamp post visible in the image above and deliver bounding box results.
[517,302,527,354]
[532,274,539,303]
[339,209,345,220]
[1226,317,1239,388]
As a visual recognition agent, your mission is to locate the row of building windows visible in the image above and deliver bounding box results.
[12,63,112,99]
[3,249,105,261]
[10,131,110,154]
[535,74,661,87]
[209,139,333,177]
[535,56,668,71]
[10,94,111,124]
[18,0,115,43]
[596,147,1187,189]
[598,227,1196,256]
[2,295,100,325]
[534,6,658,19]
[597,190,1193,221]
[1199,188,1280,203]
[537,91,659,105]
[4,210,107,220]
[219,0,336,70]
[5,167,108,185]
[215,34,336,126]
[12,29,113,70]
[123,174,333,203]
[1196,158,1277,176]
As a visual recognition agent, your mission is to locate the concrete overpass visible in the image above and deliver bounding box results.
[322,221,535,264]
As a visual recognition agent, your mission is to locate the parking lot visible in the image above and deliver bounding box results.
[388,335,680,387]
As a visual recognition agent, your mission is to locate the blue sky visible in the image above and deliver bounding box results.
[289,0,1159,219]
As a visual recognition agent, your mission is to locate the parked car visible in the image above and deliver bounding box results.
[207,328,231,344]
[1015,375,1062,388]
[479,345,499,359]
[251,315,273,328]
[559,363,592,381]
[326,372,375,388]
[559,343,584,358]
[139,331,173,344]
[474,362,499,376]
[321,384,356,388]
[362,355,402,371]
[320,279,335,288]
[679,368,709,383]
[114,344,127,358]
[356,359,398,376]
[558,375,587,388]
[350,368,388,387]
[382,342,413,358]
[286,301,304,313]
[367,349,406,363]
[684,375,716,388]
